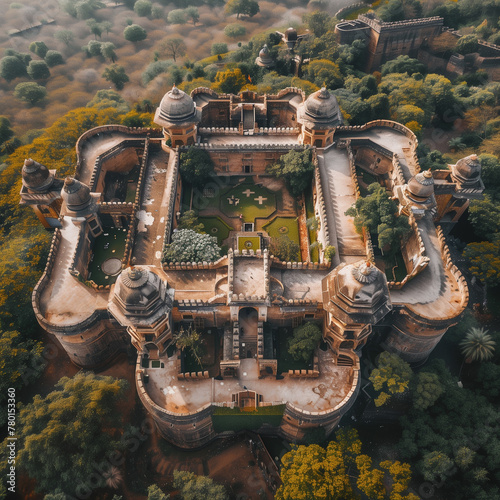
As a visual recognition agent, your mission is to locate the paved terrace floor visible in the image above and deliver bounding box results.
[145,349,352,415]
[270,269,328,302]
[132,148,172,267]
[233,259,266,297]
[390,216,464,317]
[318,147,366,265]
[162,268,224,302]
[77,132,130,185]
[40,213,109,326]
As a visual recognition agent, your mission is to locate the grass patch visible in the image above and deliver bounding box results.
[87,226,127,286]
[212,405,285,433]
[238,235,261,252]
[384,250,407,282]
[275,327,311,373]
[199,216,233,246]
[264,217,302,261]
[202,179,276,222]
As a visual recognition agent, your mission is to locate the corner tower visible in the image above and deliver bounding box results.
[154,85,200,148]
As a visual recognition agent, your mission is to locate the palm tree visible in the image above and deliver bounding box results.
[460,327,496,363]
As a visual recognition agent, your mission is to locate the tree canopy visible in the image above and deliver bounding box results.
[179,147,215,188]
[102,64,129,90]
[267,148,314,198]
[173,470,228,500]
[345,183,411,254]
[124,24,147,42]
[288,322,322,363]
[163,229,221,263]
[14,82,47,105]
[18,372,127,495]
[225,0,259,19]
[369,351,413,407]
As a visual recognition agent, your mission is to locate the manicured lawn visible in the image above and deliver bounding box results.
[384,250,407,282]
[237,235,261,252]
[87,226,127,285]
[264,216,302,261]
[212,405,285,433]
[275,328,312,374]
[198,216,233,246]
[202,179,277,222]
[181,183,192,212]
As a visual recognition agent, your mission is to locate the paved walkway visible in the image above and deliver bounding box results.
[318,147,366,265]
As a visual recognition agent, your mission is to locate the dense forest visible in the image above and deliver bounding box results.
[0,0,499,497]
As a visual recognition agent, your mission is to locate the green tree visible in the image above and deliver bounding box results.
[460,327,496,362]
[0,56,27,81]
[420,451,455,483]
[478,153,500,195]
[269,235,300,262]
[179,147,215,188]
[454,447,476,470]
[102,64,129,90]
[151,5,164,19]
[29,41,49,59]
[0,330,45,425]
[288,322,322,363]
[378,0,423,21]
[173,471,228,500]
[174,325,205,370]
[304,59,343,90]
[381,55,426,76]
[276,441,353,500]
[87,89,129,112]
[17,372,127,494]
[54,29,74,45]
[411,371,443,410]
[101,42,117,62]
[225,0,259,19]
[147,484,170,500]
[267,148,314,198]
[44,490,67,500]
[178,210,205,233]
[134,0,152,17]
[456,34,479,55]
[27,60,50,80]
[464,239,500,286]
[167,9,187,24]
[324,245,336,262]
[163,229,220,263]
[124,24,147,42]
[211,42,229,56]
[86,18,103,39]
[44,50,64,67]
[345,183,411,254]
[369,352,412,407]
[303,11,333,37]
[185,6,200,25]
[14,82,47,105]
[224,23,246,38]
[160,37,186,62]
[0,116,14,148]
[468,196,500,240]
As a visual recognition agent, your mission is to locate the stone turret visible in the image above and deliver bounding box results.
[154,85,201,147]
[322,260,392,352]
[451,154,482,187]
[19,158,63,228]
[108,266,172,356]
[402,169,436,219]
[297,88,343,147]
[255,45,275,68]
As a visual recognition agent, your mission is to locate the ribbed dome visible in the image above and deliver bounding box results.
[338,260,388,305]
[115,267,160,308]
[453,154,481,183]
[255,44,274,68]
[61,177,91,212]
[407,170,434,200]
[285,27,297,41]
[303,88,341,124]
[22,158,53,191]
[156,86,196,123]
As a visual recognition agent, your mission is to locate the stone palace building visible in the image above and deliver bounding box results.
[21,84,483,448]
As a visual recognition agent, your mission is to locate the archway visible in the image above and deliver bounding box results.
[238,307,258,359]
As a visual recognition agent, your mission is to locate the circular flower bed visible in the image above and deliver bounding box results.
[279,226,289,234]
[211,227,218,234]
[245,240,253,248]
